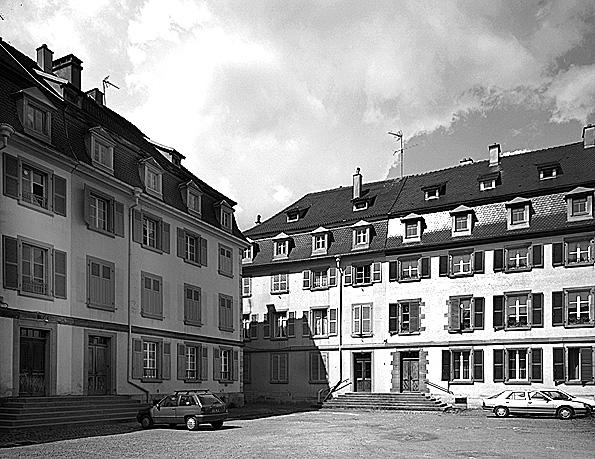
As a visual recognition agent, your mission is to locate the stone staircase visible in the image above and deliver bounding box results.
[0,395,142,431]
[321,392,448,412]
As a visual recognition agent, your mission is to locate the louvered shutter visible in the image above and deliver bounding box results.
[389,261,398,281]
[280,354,288,382]
[448,299,460,332]
[552,243,564,266]
[530,348,543,382]
[162,342,171,379]
[472,297,483,329]
[372,262,382,282]
[532,244,543,268]
[287,312,295,337]
[473,350,484,382]
[439,255,448,276]
[132,339,143,379]
[329,309,337,335]
[552,291,564,326]
[302,270,311,289]
[493,249,504,272]
[409,301,419,332]
[553,347,565,382]
[177,344,186,380]
[473,251,484,273]
[361,304,372,334]
[2,235,18,290]
[213,347,221,381]
[493,296,504,330]
[532,293,543,327]
[232,350,239,381]
[53,250,67,298]
[132,210,143,243]
[420,257,431,278]
[493,349,504,382]
[84,185,91,226]
[388,304,398,334]
[328,267,337,286]
[114,201,125,237]
[344,266,352,285]
[161,222,170,253]
[3,153,19,198]
[177,228,185,258]
[580,348,593,383]
[441,350,450,381]
[200,237,208,266]
[263,313,270,338]
[53,175,66,216]
[201,347,208,381]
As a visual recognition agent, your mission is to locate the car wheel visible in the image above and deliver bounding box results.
[186,416,199,431]
[494,406,509,418]
[211,421,224,430]
[557,406,574,420]
[140,415,153,429]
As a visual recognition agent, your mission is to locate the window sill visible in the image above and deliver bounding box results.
[184,319,202,327]
[91,160,114,175]
[145,188,163,199]
[23,126,51,144]
[564,261,594,268]
[311,286,331,291]
[271,290,289,295]
[183,378,202,383]
[87,302,116,312]
[140,243,163,254]
[403,237,421,243]
[218,326,234,333]
[449,380,474,385]
[140,378,163,383]
[184,258,202,267]
[397,331,420,336]
[187,209,202,219]
[507,222,530,230]
[351,334,373,338]
[18,290,53,301]
[141,312,164,320]
[398,277,421,283]
[504,380,531,385]
[352,282,373,288]
[270,381,289,385]
[19,199,54,217]
[448,329,475,334]
[272,255,289,261]
[504,267,532,273]
[242,294,252,298]
[87,224,116,238]
[504,325,531,331]
[449,272,473,278]
[218,270,234,278]
[567,214,593,222]
[564,322,595,328]
[352,244,370,251]
[452,231,472,237]
[242,259,253,264]
[311,334,329,339]
[270,337,288,341]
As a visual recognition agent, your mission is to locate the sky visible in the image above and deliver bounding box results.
[1,0,594,230]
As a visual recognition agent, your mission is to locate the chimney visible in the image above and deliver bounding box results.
[488,143,501,167]
[52,54,83,91]
[36,44,53,73]
[255,215,262,225]
[583,124,595,149]
[353,167,362,200]
[459,157,474,165]
[86,88,104,106]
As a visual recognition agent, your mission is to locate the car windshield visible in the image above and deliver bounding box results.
[488,391,506,399]
[541,391,571,401]
[198,394,223,406]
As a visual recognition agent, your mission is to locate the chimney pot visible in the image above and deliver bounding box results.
[52,54,83,91]
[255,214,262,225]
[583,124,595,149]
[86,88,104,106]
[353,167,362,200]
[36,44,53,73]
[488,143,501,167]
[460,157,474,165]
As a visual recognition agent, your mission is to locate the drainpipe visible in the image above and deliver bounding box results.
[335,256,343,383]
[127,188,149,403]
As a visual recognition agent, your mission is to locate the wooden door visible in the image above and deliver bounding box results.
[401,358,419,392]
[354,354,372,392]
[19,328,47,396]
[88,336,109,395]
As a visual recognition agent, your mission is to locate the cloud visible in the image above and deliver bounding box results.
[548,64,595,123]
[272,185,293,204]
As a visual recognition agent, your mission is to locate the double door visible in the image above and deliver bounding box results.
[88,336,110,395]
[19,328,47,396]
[354,353,372,392]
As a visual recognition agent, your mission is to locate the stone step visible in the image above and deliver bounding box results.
[1,401,140,413]
[0,413,136,429]
[321,404,446,411]
[1,405,140,420]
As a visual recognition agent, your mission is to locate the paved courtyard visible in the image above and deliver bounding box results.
[1,410,594,458]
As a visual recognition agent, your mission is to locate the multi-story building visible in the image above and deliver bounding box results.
[242,130,595,406]
[0,39,246,405]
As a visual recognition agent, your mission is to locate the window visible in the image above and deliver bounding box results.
[271,273,288,293]
[552,288,595,327]
[354,265,371,285]
[405,221,419,239]
[567,239,592,265]
[506,199,531,229]
[389,256,430,282]
[272,311,287,339]
[243,314,251,340]
[353,200,368,211]
[83,186,123,237]
[218,294,234,331]
[439,251,484,277]
[185,345,198,380]
[186,234,198,263]
[352,303,373,336]
[176,228,206,266]
[184,284,201,326]
[448,297,484,332]
[143,216,157,248]
[506,246,529,270]
[133,210,170,253]
[493,292,543,330]
[213,347,237,382]
[479,179,496,191]
[132,338,170,381]
[141,272,163,319]
[493,348,542,383]
[539,166,558,180]
[511,207,526,225]
[92,138,113,170]
[250,314,258,339]
[87,256,115,310]
[388,300,421,335]
[242,245,253,263]
[21,163,49,209]
[270,353,288,383]
[565,188,594,222]
[220,205,233,232]
[2,236,66,299]
[273,240,289,258]
[312,234,328,254]
[303,267,337,290]
[453,214,471,235]
[344,262,381,286]
[452,252,472,275]
[220,349,231,381]
[143,341,158,379]
[441,349,483,383]
[494,245,543,272]
[218,244,233,277]
[506,293,528,328]
[309,352,328,383]
[354,228,369,247]
[424,188,439,200]
[187,190,202,215]
[311,309,328,336]
[242,277,252,297]
[572,197,588,216]
[553,347,594,383]
[25,101,50,137]
[286,211,299,222]
[145,167,161,195]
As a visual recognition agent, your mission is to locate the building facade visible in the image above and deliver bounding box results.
[0,40,246,405]
[242,132,595,406]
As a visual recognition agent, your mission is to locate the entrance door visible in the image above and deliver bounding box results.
[354,353,372,392]
[88,336,110,395]
[401,352,419,392]
[19,328,47,396]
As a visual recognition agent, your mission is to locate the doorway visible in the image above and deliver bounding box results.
[19,328,48,396]
[88,335,110,395]
[353,353,372,392]
[400,351,419,392]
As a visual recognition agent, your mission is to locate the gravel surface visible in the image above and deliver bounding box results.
[1,409,594,458]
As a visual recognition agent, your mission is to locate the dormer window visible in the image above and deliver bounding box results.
[565,187,594,222]
[400,213,423,242]
[506,197,531,230]
[351,221,371,250]
[537,162,560,181]
[26,102,50,136]
[311,227,330,255]
[216,200,234,232]
[353,200,368,211]
[18,87,55,143]
[287,211,299,222]
[88,128,116,174]
[242,244,254,263]
[480,179,495,191]
[139,157,164,198]
[274,241,289,258]
[422,183,445,201]
[221,208,232,230]
[188,190,202,215]
[450,205,473,237]
[425,188,439,200]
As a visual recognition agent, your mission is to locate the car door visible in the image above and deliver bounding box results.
[527,391,555,416]
[154,395,178,424]
[505,391,528,415]
[176,394,198,422]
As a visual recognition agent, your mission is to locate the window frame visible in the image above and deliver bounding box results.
[564,237,593,267]
[242,245,253,263]
[312,233,328,255]
[86,255,115,311]
[442,348,484,384]
[353,227,370,249]
[218,244,233,277]
[22,96,52,142]
[140,271,163,320]
[273,239,289,259]
[218,293,234,332]
[270,352,289,384]
[90,133,114,172]
[183,283,202,326]
[309,352,328,383]
[504,290,531,330]
[563,287,595,327]
[271,272,289,294]
[144,163,162,197]
[506,202,531,229]
[448,296,484,333]
[450,251,473,277]
[352,303,373,337]
[452,212,472,236]
[504,245,531,272]
[242,277,252,297]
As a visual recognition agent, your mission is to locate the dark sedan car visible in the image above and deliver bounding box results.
[137,390,228,431]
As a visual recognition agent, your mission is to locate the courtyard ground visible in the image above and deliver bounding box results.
[1,408,594,458]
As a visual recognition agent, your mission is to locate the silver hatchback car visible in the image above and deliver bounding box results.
[482,389,590,419]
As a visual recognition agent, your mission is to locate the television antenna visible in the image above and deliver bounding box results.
[388,130,417,178]
[102,76,120,105]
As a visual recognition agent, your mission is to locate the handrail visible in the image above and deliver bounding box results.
[318,378,350,404]
[425,379,454,395]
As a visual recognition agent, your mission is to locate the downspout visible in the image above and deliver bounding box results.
[127,188,149,402]
[335,256,343,383]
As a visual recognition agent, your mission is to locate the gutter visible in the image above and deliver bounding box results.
[335,256,343,385]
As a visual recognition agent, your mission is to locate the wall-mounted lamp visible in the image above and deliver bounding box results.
[0,123,15,150]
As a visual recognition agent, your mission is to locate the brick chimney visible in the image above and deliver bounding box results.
[583,124,595,149]
[36,44,53,73]
[52,54,83,91]
[488,143,501,167]
[353,167,362,200]
[86,88,104,106]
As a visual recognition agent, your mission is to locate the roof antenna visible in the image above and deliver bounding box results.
[388,130,418,178]
[102,76,120,105]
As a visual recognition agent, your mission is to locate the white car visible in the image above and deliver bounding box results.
[482,389,590,419]
[538,389,595,414]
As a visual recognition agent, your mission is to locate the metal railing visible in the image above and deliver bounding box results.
[318,378,350,404]
[425,379,454,395]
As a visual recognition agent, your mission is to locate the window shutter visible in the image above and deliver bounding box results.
[473,349,484,382]
[301,312,309,337]
[352,305,361,335]
[448,299,460,332]
[161,222,170,254]
[3,153,19,198]
[530,348,543,382]
[372,262,381,282]
[389,261,398,282]
[473,251,484,273]
[177,228,185,258]
[213,347,221,381]
[409,301,420,333]
[532,293,543,327]
[388,304,398,334]
[439,255,448,276]
[329,267,337,286]
[132,339,143,379]
[271,354,279,382]
[162,342,171,380]
[263,313,270,338]
[177,344,186,380]
[344,266,352,285]
[132,210,142,243]
[441,350,450,381]
[532,244,543,268]
[53,250,67,299]
[287,312,295,337]
[302,270,311,289]
[114,201,124,237]
[471,297,484,329]
[493,349,504,382]
[493,296,504,330]
[493,249,504,272]
[553,347,565,383]
[580,348,593,383]
[53,175,66,216]
[83,185,91,226]
[552,242,564,266]
[233,350,239,381]
[200,237,208,266]
[280,354,288,382]
[2,235,18,290]
[361,304,372,334]
[552,291,564,326]
[329,309,337,335]
[201,347,208,381]
[420,257,431,278]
